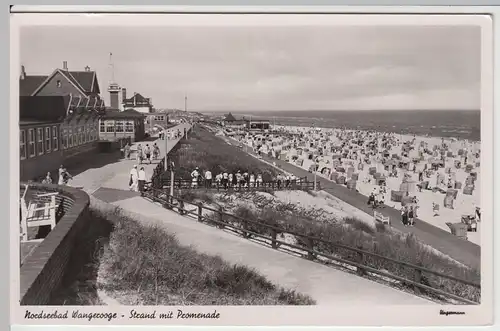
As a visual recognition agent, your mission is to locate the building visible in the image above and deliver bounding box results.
[223,113,247,130]
[19,96,66,181]
[99,108,146,143]
[122,91,153,114]
[248,119,270,131]
[144,112,170,133]
[20,62,105,162]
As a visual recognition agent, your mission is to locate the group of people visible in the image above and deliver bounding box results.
[41,165,73,185]
[367,185,387,208]
[129,165,148,192]
[188,167,300,190]
[400,205,417,226]
[131,143,160,165]
[159,128,183,140]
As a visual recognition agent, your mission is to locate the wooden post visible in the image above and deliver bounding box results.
[271,229,278,249]
[197,202,203,222]
[414,268,423,294]
[217,205,224,229]
[241,219,248,238]
[356,246,365,276]
[306,237,315,260]
[179,199,185,215]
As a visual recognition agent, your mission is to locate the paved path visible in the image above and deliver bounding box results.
[95,191,433,305]
[224,136,480,270]
[70,123,191,194]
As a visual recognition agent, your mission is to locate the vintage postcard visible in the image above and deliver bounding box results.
[10,6,493,327]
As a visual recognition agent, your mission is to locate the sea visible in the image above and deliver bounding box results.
[229,110,481,141]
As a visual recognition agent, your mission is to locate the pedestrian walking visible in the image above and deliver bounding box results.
[191,167,200,188]
[124,143,131,159]
[256,173,263,187]
[205,169,212,189]
[408,206,415,226]
[249,173,255,188]
[138,167,147,192]
[129,165,139,191]
[58,165,72,185]
[401,206,408,226]
[215,173,223,190]
[228,173,234,188]
[145,144,152,164]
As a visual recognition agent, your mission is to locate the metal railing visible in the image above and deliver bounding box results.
[141,188,480,305]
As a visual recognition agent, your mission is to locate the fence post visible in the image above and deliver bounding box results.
[241,219,248,238]
[317,181,321,190]
[413,267,423,294]
[217,205,224,229]
[356,246,366,276]
[179,199,185,215]
[271,229,278,249]
[197,202,203,222]
[306,237,315,260]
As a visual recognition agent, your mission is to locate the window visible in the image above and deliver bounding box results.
[45,127,51,152]
[20,130,26,160]
[56,80,62,88]
[68,128,73,147]
[99,121,105,133]
[115,121,124,133]
[154,115,164,121]
[125,121,134,132]
[106,121,115,133]
[28,129,35,157]
[37,128,44,155]
[52,126,59,151]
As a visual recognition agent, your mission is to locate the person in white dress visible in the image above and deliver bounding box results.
[129,165,139,191]
[191,167,200,188]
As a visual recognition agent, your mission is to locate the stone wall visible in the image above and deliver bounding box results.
[19,183,90,305]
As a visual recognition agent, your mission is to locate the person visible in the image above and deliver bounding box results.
[145,144,152,164]
[191,167,200,188]
[42,172,53,184]
[242,171,249,188]
[277,174,283,189]
[205,169,212,189]
[153,143,160,160]
[432,202,440,216]
[124,143,131,159]
[58,165,72,185]
[215,173,223,190]
[228,173,233,188]
[249,173,255,188]
[129,165,139,191]
[285,174,291,188]
[138,167,147,192]
[136,144,143,164]
[408,206,415,226]
[401,206,408,226]
[222,172,229,189]
[256,173,263,187]
[418,170,423,182]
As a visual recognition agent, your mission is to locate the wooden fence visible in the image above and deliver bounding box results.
[142,188,480,305]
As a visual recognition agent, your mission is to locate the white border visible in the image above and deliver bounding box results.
[10,8,494,327]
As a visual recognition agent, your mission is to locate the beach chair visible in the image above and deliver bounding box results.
[374,211,390,225]
[20,191,59,242]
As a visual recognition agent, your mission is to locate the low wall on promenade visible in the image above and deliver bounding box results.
[19,183,90,305]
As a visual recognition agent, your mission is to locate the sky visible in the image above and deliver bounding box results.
[20,25,481,112]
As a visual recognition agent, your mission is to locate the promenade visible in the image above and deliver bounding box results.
[67,123,433,305]
[223,136,480,271]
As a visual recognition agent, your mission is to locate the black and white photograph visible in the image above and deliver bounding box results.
[10,8,493,327]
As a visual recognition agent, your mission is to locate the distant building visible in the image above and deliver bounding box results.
[99,109,146,143]
[144,112,170,132]
[223,112,247,130]
[20,62,105,163]
[122,91,153,114]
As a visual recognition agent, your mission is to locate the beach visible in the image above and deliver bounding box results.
[235,124,481,246]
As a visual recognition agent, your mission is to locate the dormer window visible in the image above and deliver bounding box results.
[56,80,62,88]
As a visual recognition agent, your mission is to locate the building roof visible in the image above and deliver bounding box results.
[19,76,48,96]
[224,113,236,121]
[31,68,101,97]
[123,93,152,106]
[101,108,146,119]
[20,96,67,122]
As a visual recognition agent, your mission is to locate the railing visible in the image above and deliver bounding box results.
[141,188,481,305]
[156,176,319,192]
[20,184,75,224]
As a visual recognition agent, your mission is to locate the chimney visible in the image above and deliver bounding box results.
[85,65,90,72]
[63,61,68,71]
[122,88,127,101]
[20,65,26,80]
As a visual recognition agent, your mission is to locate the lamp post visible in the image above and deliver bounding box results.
[314,156,317,191]
[164,115,169,172]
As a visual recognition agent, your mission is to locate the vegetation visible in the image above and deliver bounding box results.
[97,207,315,305]
[166,126,280,181]
[177,190,480,304]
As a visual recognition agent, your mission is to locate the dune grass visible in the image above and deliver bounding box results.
[178,190,480,304]
[165,126,280,181]
[96,207,315,306]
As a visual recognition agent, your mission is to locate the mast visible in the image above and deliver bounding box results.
[184,94,188,112]
[109,52,115,83]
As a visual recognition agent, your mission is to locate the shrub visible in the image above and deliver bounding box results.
[98,209,316,305]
